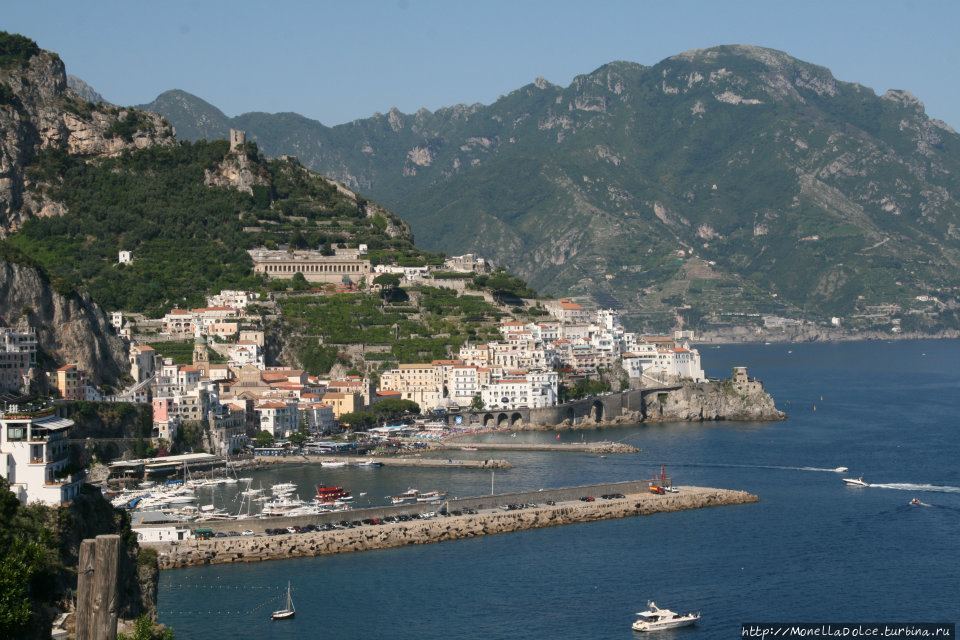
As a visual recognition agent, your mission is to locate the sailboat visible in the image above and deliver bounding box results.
[271,581,295,620]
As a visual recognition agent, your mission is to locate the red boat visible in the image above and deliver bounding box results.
[315,485,351,503]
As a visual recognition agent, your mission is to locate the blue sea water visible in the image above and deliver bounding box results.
[158,340,960,638]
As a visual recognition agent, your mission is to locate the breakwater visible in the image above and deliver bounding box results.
[246,454,512,469]
[435,441,639,454]
[146,485,757,569]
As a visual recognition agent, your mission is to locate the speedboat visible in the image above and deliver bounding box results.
[271,582,295,621]
[910,498,924,506]
[632,602,700,632]
[843,477,869,487]
[833,467,849,473]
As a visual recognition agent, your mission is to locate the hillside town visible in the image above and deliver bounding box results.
[1,244,706,506]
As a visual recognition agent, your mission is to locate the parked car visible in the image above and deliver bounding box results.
[241,530,255,536]
[580,496,596,502]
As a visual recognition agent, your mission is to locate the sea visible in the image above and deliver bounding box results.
[158,340,960,638]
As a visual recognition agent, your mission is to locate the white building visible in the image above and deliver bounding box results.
[118,250,132,264]
[255,400,299,438]
[298,401,336,434]
[0,409,83,505]
[623,341,705,382]
[133,526,193,542]
[206,290,257,310]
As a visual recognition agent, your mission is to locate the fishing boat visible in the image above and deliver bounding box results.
[632,602,700,632]
[843,477,869,487]
[271,582,295,620]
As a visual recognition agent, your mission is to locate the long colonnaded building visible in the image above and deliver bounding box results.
[248,248,371,284]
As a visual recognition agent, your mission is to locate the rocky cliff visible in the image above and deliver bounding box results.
[0,34,173,232]
[643,378,785,422]
[0,256,127,385]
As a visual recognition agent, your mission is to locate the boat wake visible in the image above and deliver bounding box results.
[866,482,960,494]
[663,462,846,474]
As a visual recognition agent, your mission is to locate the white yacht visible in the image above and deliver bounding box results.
[843,477,869,487]
[261,496,306,517]
[271,482,297,494]
[322,461,347,468]
[632,602,700,632]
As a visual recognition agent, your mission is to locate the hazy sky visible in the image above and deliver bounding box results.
[4,0,959,128]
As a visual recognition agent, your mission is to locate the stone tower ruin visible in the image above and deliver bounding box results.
[229,129,246,152]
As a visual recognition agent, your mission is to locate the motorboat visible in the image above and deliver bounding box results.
[315,485,351,503]
[271,483,297,496]
[909,498,927,507]
[271,582,295,621]
[261,496,306,517]
[322,461,347,468]
[843,477,869,487]
[834,467,849,473]
[356,459,383,467]
[632,602,700,632]
[391,488,421,505]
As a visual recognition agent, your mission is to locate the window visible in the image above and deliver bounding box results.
[6,425,27,441]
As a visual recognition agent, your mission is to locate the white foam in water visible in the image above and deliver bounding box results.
[664,462,845,473]
[866,483,960,494]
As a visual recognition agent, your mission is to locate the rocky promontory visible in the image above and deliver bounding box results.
[642,378,786,422]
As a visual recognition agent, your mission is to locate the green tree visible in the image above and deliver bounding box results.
[371,398,420,419]
[117,615,174,640]
[254,430,274,447]
[338,411,378,430]
[470,394,484,411]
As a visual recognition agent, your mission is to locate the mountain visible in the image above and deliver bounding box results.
[1,31,173,232]
[143,45,960,333]
[66,74,108,104]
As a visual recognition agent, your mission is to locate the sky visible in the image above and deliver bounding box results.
[3,0,959,128]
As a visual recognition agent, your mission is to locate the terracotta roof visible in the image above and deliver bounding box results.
[180,365,201,372]
[57,364,78,372]
[137,345,155,351]
[166,309,193,316]
[431,359,464,365]
[256,401,289,410]
[377,390,402,397]
[191,306,235,313]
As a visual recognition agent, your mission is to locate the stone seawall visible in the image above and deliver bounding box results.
[147,486,757,569]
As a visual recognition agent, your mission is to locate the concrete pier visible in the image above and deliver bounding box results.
[145,484,757,569]
[248,455,512,470]
[436,441,639,454]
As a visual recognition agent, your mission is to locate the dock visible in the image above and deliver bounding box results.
[144,483,757,569]
[435,441,639,454]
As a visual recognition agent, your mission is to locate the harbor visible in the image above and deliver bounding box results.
[143,483,757,569]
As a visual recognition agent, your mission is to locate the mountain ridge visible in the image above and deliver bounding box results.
[135,46,960,333]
